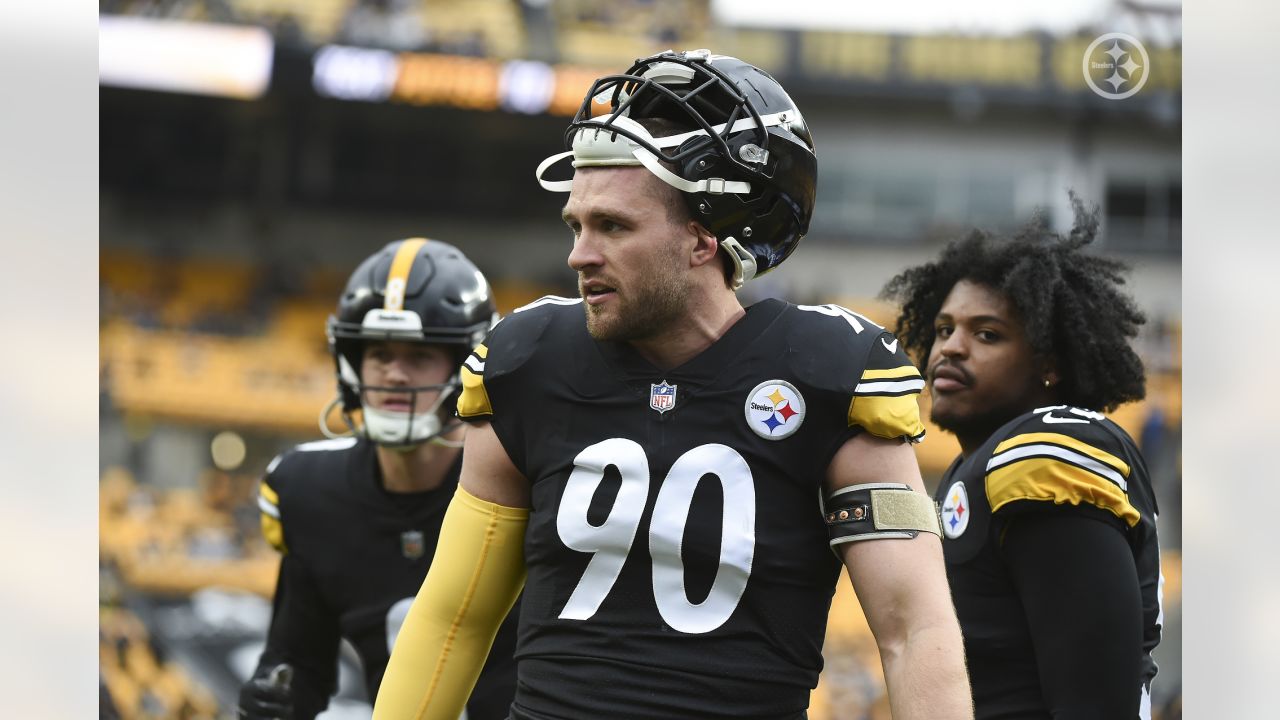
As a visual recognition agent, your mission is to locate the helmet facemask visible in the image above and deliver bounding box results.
[333,347,463,449]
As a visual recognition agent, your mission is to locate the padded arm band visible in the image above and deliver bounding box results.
[822,482,942,546]
[372,486,528,720]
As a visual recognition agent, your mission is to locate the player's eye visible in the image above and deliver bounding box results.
[601,219,624,233]
[975,329,1000,342]
[935,325,953,339]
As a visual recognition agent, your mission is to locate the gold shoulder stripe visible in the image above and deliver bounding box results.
[987,457,1140,526]
[462,345,487,377]
[260,482,280,507]
[258,482,287,553]
[385,238,427,311]
[848,393,926,442]
[457,364,493,418]
[261,515,286,553]
[994,432,1130,478]
[861,365,922,381]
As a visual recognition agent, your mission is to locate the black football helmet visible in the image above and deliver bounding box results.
[325,238,497,447]
[536,49,817,287]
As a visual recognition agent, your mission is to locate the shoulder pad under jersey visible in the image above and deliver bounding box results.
[458,296,581,421]
[785,303,926,442]
[983,406,1140,526]
[257,437,359,553]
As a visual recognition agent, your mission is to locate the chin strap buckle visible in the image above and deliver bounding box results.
[720,237,758,290]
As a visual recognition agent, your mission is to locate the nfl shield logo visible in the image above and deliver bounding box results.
[650,381,677,413]
[401,530,425,559]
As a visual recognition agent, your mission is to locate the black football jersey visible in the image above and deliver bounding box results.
[456,297,926,720]
[256,436,518,720]
[935,406,1162,719]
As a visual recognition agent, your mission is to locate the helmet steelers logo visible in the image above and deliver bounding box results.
[744,380,806,440]
[940,480,970,539]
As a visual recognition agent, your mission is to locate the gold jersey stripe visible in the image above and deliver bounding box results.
[260,482,280,507]
[473,344,487,359]
[385,238,428,311]
[457,364,493,418]
[847,392,926,441]
[994,431,1131,478]
[860,365,922,381]
[987,456,1140,527]
[258,482,287,553]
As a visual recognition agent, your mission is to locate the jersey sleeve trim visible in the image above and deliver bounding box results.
[858,365,925,382]
[846,394,927,443]
[258,485,280,518]
[258,480,288,553]
[853,366,926,396]
[986,457,1141,527]
[457,344,493,419]
[848,365,926,442]
[991,431,1132,487]
[845,330,927,441]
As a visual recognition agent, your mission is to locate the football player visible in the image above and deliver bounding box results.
[238,239,518,720]
[881,202,1162,718]
[374,51,971,720]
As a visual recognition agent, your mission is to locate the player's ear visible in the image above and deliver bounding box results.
[686,221,719,269]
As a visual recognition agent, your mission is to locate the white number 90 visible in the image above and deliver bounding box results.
[556,438,756,634]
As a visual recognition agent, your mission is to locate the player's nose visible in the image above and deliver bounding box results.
[382,357,411,385]
[938,330,968,359]
[567,230,603,272]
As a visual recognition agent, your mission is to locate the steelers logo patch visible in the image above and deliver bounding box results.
[744,380,806,440]
[940,480,970,539]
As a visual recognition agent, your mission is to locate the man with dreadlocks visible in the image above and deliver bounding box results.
[882,201,1162,720]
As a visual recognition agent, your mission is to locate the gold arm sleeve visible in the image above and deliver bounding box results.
[373,486,529,720]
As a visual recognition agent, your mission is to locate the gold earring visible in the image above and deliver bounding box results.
[1043,379,1052,388]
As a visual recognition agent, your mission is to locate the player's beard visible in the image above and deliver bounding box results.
[930,403,1013,446]
[581,268,689,343]
[929,378,1044,448]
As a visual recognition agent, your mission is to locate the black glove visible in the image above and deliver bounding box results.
[238,663,295,720]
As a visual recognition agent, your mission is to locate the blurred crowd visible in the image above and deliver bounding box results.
[99,0,710,62]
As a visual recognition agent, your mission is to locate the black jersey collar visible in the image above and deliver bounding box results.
[593,297,786,388]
